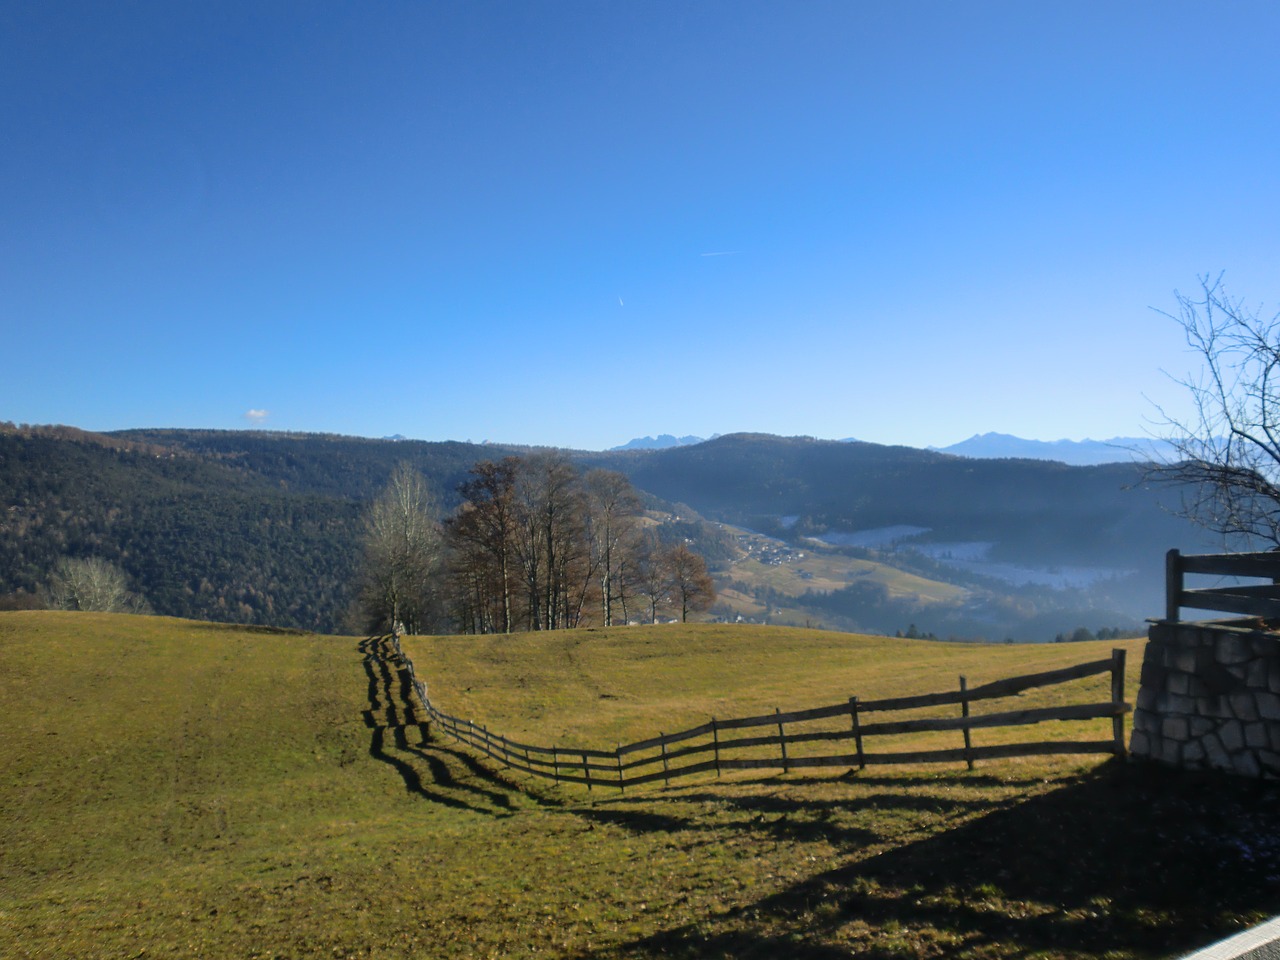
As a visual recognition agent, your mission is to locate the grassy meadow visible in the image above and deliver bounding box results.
[2,611,1278,959]
[710,525,966,627]
[407,625,1139,752]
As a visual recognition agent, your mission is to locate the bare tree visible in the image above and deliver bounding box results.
[359,463,443,634]
[1151,274,1280,546]
[48,557,150,613]
[625,531,670,624]
[665,543,716,623]
[584,469,642,626]
[446,458,520,633]
[512,452,587,630]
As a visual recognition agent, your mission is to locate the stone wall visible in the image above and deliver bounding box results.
[1131,619,1280,779]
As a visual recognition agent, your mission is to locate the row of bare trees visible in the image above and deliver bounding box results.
[358,455,715,635]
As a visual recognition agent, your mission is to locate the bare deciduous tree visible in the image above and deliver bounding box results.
[1151,274,1280,546]
[446,458,520,633]
[359,463,443,634]
[513,452,589,630]
[584,469,642,627]
[625,531,670,624]
[48,557,150,613]
[665,543,716,623]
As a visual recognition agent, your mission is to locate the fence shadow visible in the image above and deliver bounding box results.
[358,638,524,818]
[397,634,1130,792]
[583,761,1280,959]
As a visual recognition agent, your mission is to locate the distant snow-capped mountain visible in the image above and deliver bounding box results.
[931,432,1172,466]
[611,430,1172,464]
[611,434,714,451]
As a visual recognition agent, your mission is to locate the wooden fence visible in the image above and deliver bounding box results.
[1166,548,1280,622]
[388,636,1129,792]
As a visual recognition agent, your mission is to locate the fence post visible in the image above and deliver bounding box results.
[423,687,432,740]
[393,648,1123,794]
[849,697,865,770]
[415,675,430,741]
[712,718,721,777]
[1111,648,1128,758]
[775,707,789,774]
[1166,548,1182,623]
[960,676,974,771]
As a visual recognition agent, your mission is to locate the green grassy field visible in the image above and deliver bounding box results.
[2,612,1278,959]
[408,625,1139,751]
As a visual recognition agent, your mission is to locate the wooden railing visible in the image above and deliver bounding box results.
[388,636,1129,792]
[1165,549,1280,622]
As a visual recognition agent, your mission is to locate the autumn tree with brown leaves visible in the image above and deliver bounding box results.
[664,542,716,622]
[440,455,712,633]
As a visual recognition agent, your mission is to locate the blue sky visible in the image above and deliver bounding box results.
[4,1,1279,451]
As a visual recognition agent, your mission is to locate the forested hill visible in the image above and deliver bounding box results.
[0,428,368,630]
[109,428,513,505]
[589,433,1203,568]
[2,426,1208,636]
[0,427,551,631]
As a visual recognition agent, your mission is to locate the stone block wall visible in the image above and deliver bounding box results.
[1131,619,1280,779]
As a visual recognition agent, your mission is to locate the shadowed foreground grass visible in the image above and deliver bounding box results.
[1,612,1277,959]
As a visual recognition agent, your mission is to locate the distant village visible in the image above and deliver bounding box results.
[732,529,810,574]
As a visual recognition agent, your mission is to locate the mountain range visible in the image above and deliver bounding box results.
[611,434,716,451]
[615,431,1173,466]
[0,425,1213,640]
[930,432,1175,466]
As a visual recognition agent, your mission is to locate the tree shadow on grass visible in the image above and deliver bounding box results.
[581,761,1280,959]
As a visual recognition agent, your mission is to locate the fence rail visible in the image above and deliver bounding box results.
[1165,549,1280,622]
[388,636,1129,792]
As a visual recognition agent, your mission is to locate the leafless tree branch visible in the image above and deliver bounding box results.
[1149,274,1280,546]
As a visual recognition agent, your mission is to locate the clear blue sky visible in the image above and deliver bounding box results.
[4,1,1279,450]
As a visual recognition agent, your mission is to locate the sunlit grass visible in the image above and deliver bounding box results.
[2,612,1276,960]
[728,548,966,604]
[406,624,1145,758]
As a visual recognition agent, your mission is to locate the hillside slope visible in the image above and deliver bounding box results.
[1,426,1215,636]
[0,430,364,630]
[3,612,1276,960]
[592,433,1199,567]
[586,433,1214,635]
[110,427,504,504]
